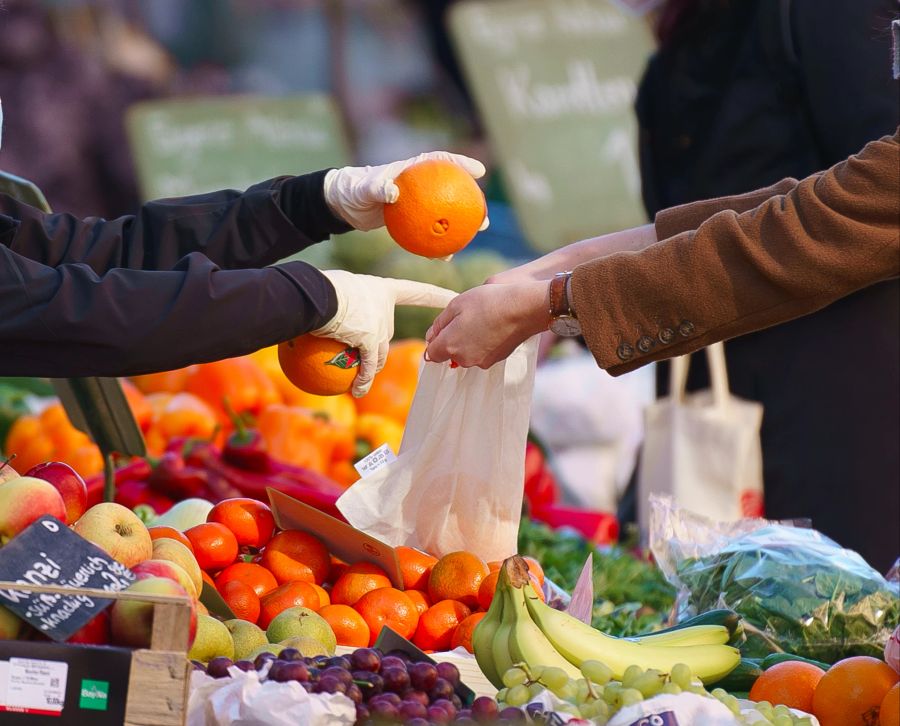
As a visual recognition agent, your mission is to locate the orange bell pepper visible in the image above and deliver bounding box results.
[355,413,404,457]
[39,403,91,452]
[184,356,281,427]
[120,379,153,433]
[64,445,105,478]
[3,414,55,473]
[328,459,360,489]
[256,404,330,472]
[154,392,218,442]
[4,404,104,478]
[354,339,425,424]
[130,365,197,395]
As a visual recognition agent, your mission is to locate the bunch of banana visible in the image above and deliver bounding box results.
[473,556,741,690]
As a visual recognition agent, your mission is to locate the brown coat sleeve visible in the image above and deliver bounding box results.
[571,129,900,375]
[653,178,799,240]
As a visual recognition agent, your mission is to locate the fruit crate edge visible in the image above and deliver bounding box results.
[0,580,192,726]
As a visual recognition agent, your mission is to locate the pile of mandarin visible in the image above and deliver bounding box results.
[161,497,546,653]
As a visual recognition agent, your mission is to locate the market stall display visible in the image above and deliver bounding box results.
[0,141,895,726]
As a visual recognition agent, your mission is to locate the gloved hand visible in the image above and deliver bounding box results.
[323,151,491,232]
[312,270,457,397]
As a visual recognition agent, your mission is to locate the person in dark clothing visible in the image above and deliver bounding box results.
[632,0,899,570]
[0,150,485,396]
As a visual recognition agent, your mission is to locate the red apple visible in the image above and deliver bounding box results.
[25,461,88,525]
[0,477,67,544]
[110,577,197,649]
[132,559,199,599]
[72,503,152,568]
[66,610,110,645]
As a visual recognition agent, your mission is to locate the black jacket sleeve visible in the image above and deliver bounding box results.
[793,0,899,160]
[0,170,350,377]
[2,170,351,273]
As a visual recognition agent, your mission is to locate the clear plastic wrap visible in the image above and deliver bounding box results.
[650,496,900,663]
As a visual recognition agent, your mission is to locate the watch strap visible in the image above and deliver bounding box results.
[549,272,574,319]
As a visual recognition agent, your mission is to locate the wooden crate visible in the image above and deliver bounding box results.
[0,581,192,726]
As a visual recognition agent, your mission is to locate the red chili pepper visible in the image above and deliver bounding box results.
[85,458,153,507]
[184,440,344,517]
[182,441,256,501]
[264,458,347,495]
[222,427,271,473]
[147,451,210,499]
[233,473,346,522]
[220,402,272,473]
[114,479,175,513]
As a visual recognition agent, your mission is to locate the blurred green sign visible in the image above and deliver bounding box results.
[449,0,654,252]
[127,95,350,200]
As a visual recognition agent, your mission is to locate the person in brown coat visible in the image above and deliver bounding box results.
[424,129,899,372]
[425,128,899,562]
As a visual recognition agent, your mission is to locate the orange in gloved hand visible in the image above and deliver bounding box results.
[384,159,487,258]
[278,334,360,396]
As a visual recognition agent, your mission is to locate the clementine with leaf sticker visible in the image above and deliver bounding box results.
[278,334,360,396]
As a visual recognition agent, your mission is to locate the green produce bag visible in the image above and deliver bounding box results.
[650,496,899,664]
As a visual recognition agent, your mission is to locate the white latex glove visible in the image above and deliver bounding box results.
[312,270,457,397]
[323,151,491,232]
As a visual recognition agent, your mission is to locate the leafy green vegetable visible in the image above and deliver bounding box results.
[517,517,676,634]
[674,525,899,663]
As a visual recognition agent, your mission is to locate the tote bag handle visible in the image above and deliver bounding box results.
[669,342,731,408]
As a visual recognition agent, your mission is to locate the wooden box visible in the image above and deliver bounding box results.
[0,581,192,726]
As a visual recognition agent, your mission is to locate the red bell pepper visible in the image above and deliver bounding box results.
[85,458,153,507]
[114,479,175,514]
[183,440,344,519]
[221,412,271,472]
[146,451,210,499]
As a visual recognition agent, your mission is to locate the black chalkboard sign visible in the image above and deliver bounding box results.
[0,517,135,641]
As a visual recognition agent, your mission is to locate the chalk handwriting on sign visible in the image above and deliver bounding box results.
[0,517,134,641]
[449,0,654,252]
[127,95,350,201]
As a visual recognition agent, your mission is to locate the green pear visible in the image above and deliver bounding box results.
[265,606,336,654]
[278,635,332,657]
[246,643,284,659]
[188,614,234,663]
[224,619,267,661]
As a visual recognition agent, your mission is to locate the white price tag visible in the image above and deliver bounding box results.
[1,658,68,716]
[354,443,397,478]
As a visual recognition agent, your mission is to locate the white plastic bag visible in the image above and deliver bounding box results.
[608,692,738,725]
[338,338,539,561]
[637,342,763,536]
[186,667,355,726]
[530,349,649,511]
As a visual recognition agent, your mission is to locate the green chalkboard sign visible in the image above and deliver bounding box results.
[449,0,654,252]
[127,95,350,201]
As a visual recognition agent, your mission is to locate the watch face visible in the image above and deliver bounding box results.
[550,316,582,337]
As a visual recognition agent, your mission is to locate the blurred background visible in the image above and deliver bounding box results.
[0,0,656,518]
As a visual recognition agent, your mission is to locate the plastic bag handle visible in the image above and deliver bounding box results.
[669,342,730,408]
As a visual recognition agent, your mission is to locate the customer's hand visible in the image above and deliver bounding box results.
[424,281,550,369]
[313,270,456,397]
[323,151,490,232]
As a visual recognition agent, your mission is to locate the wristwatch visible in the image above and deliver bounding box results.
[548,271,582,337]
